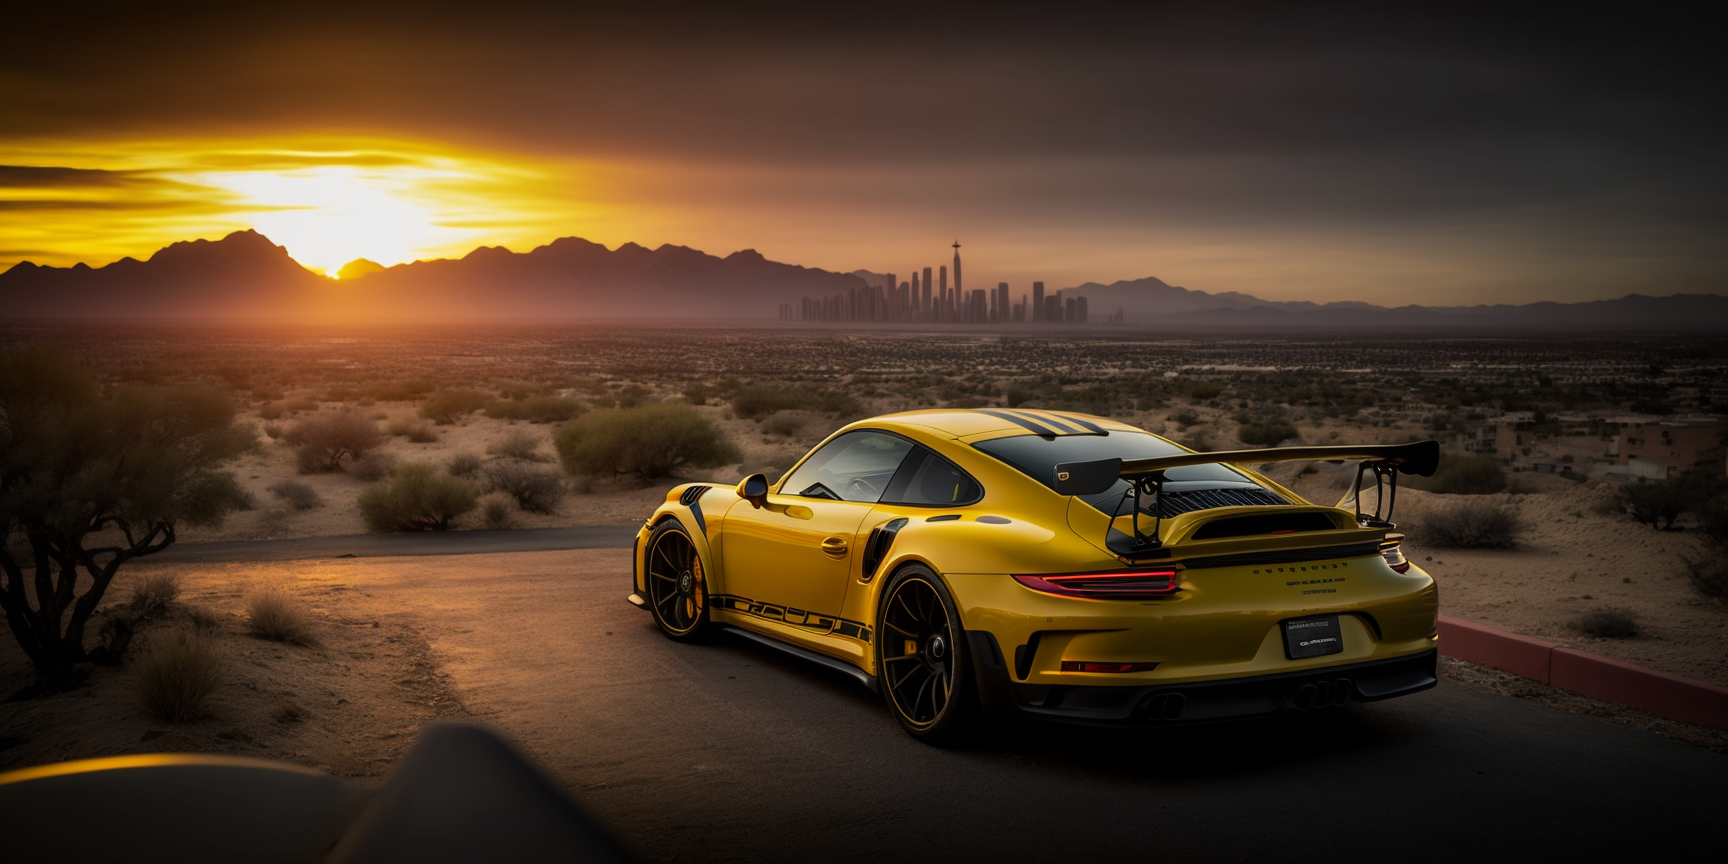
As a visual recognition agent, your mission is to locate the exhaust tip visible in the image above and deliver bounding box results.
[1333,678,1353,706]
[1160,692,1186,721]
[1294,683,1318,710]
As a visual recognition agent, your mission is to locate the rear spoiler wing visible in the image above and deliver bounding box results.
[1054,440,1439,552]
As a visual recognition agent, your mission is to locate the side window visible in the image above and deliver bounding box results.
[882,447,984,507]
[780,431,914,503]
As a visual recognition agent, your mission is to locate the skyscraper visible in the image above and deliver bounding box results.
[952,240,962,298]
[1032,281,1045,322]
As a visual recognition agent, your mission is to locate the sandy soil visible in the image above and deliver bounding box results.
[0,566,468,776]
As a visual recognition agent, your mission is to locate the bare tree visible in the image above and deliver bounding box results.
[0,349,254,692]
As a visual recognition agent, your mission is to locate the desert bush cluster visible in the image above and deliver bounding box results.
[1410,452,1506,495]
[731,385,858,420]
[484,460,567,513]
[285,410,384,473]
[1419,501,1522,549]
[358,462,479,531]
[555,402,741,482]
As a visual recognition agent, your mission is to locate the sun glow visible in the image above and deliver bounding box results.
[184,165,463,275]
[0,137,613,274]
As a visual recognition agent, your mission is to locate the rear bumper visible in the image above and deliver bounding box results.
[967,631,1436,726]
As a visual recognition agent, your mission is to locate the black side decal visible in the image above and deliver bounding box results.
[711,593,874,645]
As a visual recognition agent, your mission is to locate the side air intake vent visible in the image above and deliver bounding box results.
[1156,487,1287,517]
[679,486,710,506]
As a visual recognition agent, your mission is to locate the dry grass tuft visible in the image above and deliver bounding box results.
[134,626,226,724]
[480,492,516,529]
[246,587,319,645]
[128,573,181,619]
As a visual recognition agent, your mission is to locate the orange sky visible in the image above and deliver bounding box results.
[3,3,1723,304]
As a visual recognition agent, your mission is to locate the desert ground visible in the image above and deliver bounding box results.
[3,326,1726,783]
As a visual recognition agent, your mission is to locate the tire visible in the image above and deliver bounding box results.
[877,564,972,742]
[644,520,711,641]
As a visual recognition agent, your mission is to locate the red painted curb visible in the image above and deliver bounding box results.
[1436,615,1728,731]
[1437,617,1556,684]
[1551,648,1728,730]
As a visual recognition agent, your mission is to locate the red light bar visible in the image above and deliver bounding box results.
[1060,661,1160,673]
[1012,569,1181,599]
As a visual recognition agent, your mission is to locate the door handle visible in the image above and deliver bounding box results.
[820,536,849,557]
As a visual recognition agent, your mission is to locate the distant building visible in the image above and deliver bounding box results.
[1032,281,1045,322]
[952,241,962,298]
[1616,417,1728,479]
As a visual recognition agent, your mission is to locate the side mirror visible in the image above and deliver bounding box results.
[736,473,769,509]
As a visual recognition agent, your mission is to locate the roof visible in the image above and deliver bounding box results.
[871,408,1141,440]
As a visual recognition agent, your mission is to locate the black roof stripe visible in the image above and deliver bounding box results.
[1018,410,1082,433]
[1051,412,1108,434]
[979,409,1057,437]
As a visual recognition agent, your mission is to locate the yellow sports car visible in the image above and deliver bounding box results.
[629,409,1440,741]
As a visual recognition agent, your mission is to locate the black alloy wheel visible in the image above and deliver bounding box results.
[879,565,970,740]
[646,521,708,640]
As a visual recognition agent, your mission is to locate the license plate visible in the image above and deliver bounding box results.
[1283,615,1343,660]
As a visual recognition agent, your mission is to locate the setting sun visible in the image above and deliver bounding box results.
[186,164,455,275]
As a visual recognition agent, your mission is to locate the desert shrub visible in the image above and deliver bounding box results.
[484,461,567,513]
[1169,411,1199,429]
[1572,608,1639,638]
[358,462,479,531]
[446,451,483,478]
[1684,557,1728,598]
[761,412,805,437]
[488,428,551,462]
[1420,501,1521,549]
[479,493,516,530]
[134,627,226,724]
[386,417,440,443]
[419,389,495,424]
[258,401,285,420]
[1410,452,1505,495]
[1238,422,1298,447]
[1619,475,1715,531]
[371,378,435,402]
[246,587,317,644]
[282,396,319,415]
[555,402,742,482]
[487,395,584,424]
[286,410,384,472]
[684,383,714,405]
[268,479,319,508]
[731,385,858,420]
[347,450,398,482]
[262,422,284,440]
[128,573,181,619]
[1186,383,1223,401]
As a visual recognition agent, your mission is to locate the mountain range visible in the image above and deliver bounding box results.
[2,230,1725,330]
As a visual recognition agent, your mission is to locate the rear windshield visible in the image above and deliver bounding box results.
[972,432,1268,515]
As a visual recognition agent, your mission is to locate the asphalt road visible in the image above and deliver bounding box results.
[154,526,641,563]
[301,545,1727,862]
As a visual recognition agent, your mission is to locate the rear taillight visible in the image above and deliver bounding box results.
[1060,661,1159,673]
[1012,569,1181,599]
[1380,538,1410,573]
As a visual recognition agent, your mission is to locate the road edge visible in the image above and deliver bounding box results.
[1438,616,1728,730]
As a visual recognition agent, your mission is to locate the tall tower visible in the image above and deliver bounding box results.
[952,240,962,298]
[1032,281,1045,322]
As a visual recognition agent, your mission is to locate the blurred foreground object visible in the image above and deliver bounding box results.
[0,722,635,863]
